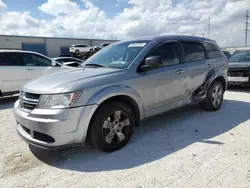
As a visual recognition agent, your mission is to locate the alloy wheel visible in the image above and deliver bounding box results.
[102,110,130,144]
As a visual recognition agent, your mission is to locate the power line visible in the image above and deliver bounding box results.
[244,10,250,46]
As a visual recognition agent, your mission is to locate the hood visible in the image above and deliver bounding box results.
[23,67,124,94]
[228,62,250,69]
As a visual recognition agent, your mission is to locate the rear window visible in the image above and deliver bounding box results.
[182,42,205,62]
[204,42,222,59]
[0,52,25,66]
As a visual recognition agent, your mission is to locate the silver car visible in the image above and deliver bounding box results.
[13,36,228,152]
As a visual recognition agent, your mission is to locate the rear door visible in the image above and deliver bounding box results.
[22,53,62,82]
[181,41,212,96]
[0,52,26,93]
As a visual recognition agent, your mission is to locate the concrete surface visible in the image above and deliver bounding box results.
[0,88,250,188]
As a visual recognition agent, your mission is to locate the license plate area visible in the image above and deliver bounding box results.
[228,76,249,82]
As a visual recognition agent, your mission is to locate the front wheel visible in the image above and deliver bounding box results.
[205,81,224,111]
[75,50,80,55]
[88,101,135,152]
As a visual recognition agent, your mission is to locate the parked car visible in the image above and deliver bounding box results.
[0,50,70,97]
[228,50,250,87]
[94,43,110,52]
[52,57,84,67]
[69,44,95,55]
[58,54,73,57]
[13,36,227,152]
[222,50,231,58]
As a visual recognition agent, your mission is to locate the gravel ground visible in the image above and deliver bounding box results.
[1,88,250,188]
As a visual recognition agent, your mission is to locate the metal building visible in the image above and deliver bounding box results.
[0,35,117,57]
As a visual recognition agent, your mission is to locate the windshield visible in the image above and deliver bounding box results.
[84,40,149,69]
[229,52,250,62]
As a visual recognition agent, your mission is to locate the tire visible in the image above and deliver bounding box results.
[75,50,80,55]
[204,81,224,111]
[88,101,135,152]
[90,49,94,53]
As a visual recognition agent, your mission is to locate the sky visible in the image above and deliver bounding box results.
[0,0,249,47]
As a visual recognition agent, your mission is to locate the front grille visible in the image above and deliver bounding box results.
[19,92,40,111]
[228,69,250,77]
[24,93,40,100]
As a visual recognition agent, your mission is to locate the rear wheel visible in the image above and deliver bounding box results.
[205,81,224,111]
[88,101,135,152]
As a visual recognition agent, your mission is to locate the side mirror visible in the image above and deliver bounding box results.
[140,56,163,71]
[51,60,57,66]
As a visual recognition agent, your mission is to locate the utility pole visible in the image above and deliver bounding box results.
[208,16,211,38]
[244,10,250,46]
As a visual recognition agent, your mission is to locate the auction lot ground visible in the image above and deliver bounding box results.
[1,88,250,188]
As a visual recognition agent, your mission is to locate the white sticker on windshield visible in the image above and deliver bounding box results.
[128,43,146,48]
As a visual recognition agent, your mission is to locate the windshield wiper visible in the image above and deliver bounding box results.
[84,63,108,68]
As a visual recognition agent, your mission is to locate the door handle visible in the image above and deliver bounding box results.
[27,68,34,71]
[176,69,184,74]
[207,64,212,69]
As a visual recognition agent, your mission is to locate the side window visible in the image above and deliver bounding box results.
[63,59,75,62]
[79,45,87,48]
[55,59,64,63]
[204,42,222,59]
[23,53,52,66]
[0,53,25,66]
[182,42,205,62]
[146,42,180,69]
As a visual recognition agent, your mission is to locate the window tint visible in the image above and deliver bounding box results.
[0,53,25,66]
[204,42,222,58]
[23,53,52,66]
[146,42,180,69]
[77,45,87,48]
[182,42,205,62]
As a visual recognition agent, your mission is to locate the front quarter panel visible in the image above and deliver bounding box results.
[84,85,145,120]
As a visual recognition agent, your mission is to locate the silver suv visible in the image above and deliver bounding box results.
[13,36,228,152]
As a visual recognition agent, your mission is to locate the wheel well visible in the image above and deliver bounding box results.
[96,95,141,126]
[213,76,226,91]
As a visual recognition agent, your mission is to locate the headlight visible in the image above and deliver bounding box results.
[37,91,82,109]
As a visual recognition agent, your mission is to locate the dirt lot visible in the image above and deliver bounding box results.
[1,88,250,188]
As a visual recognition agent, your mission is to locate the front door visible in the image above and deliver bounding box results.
[137,42,187,118]
[22,53,61,82]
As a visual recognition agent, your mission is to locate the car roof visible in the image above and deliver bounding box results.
[0,49,38,53]
[121,35,216,43]
[52,57,82,60]
[0,49,51,58]
[72,44,88,46]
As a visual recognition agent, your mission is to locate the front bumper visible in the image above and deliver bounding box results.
[13,100,98,150]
